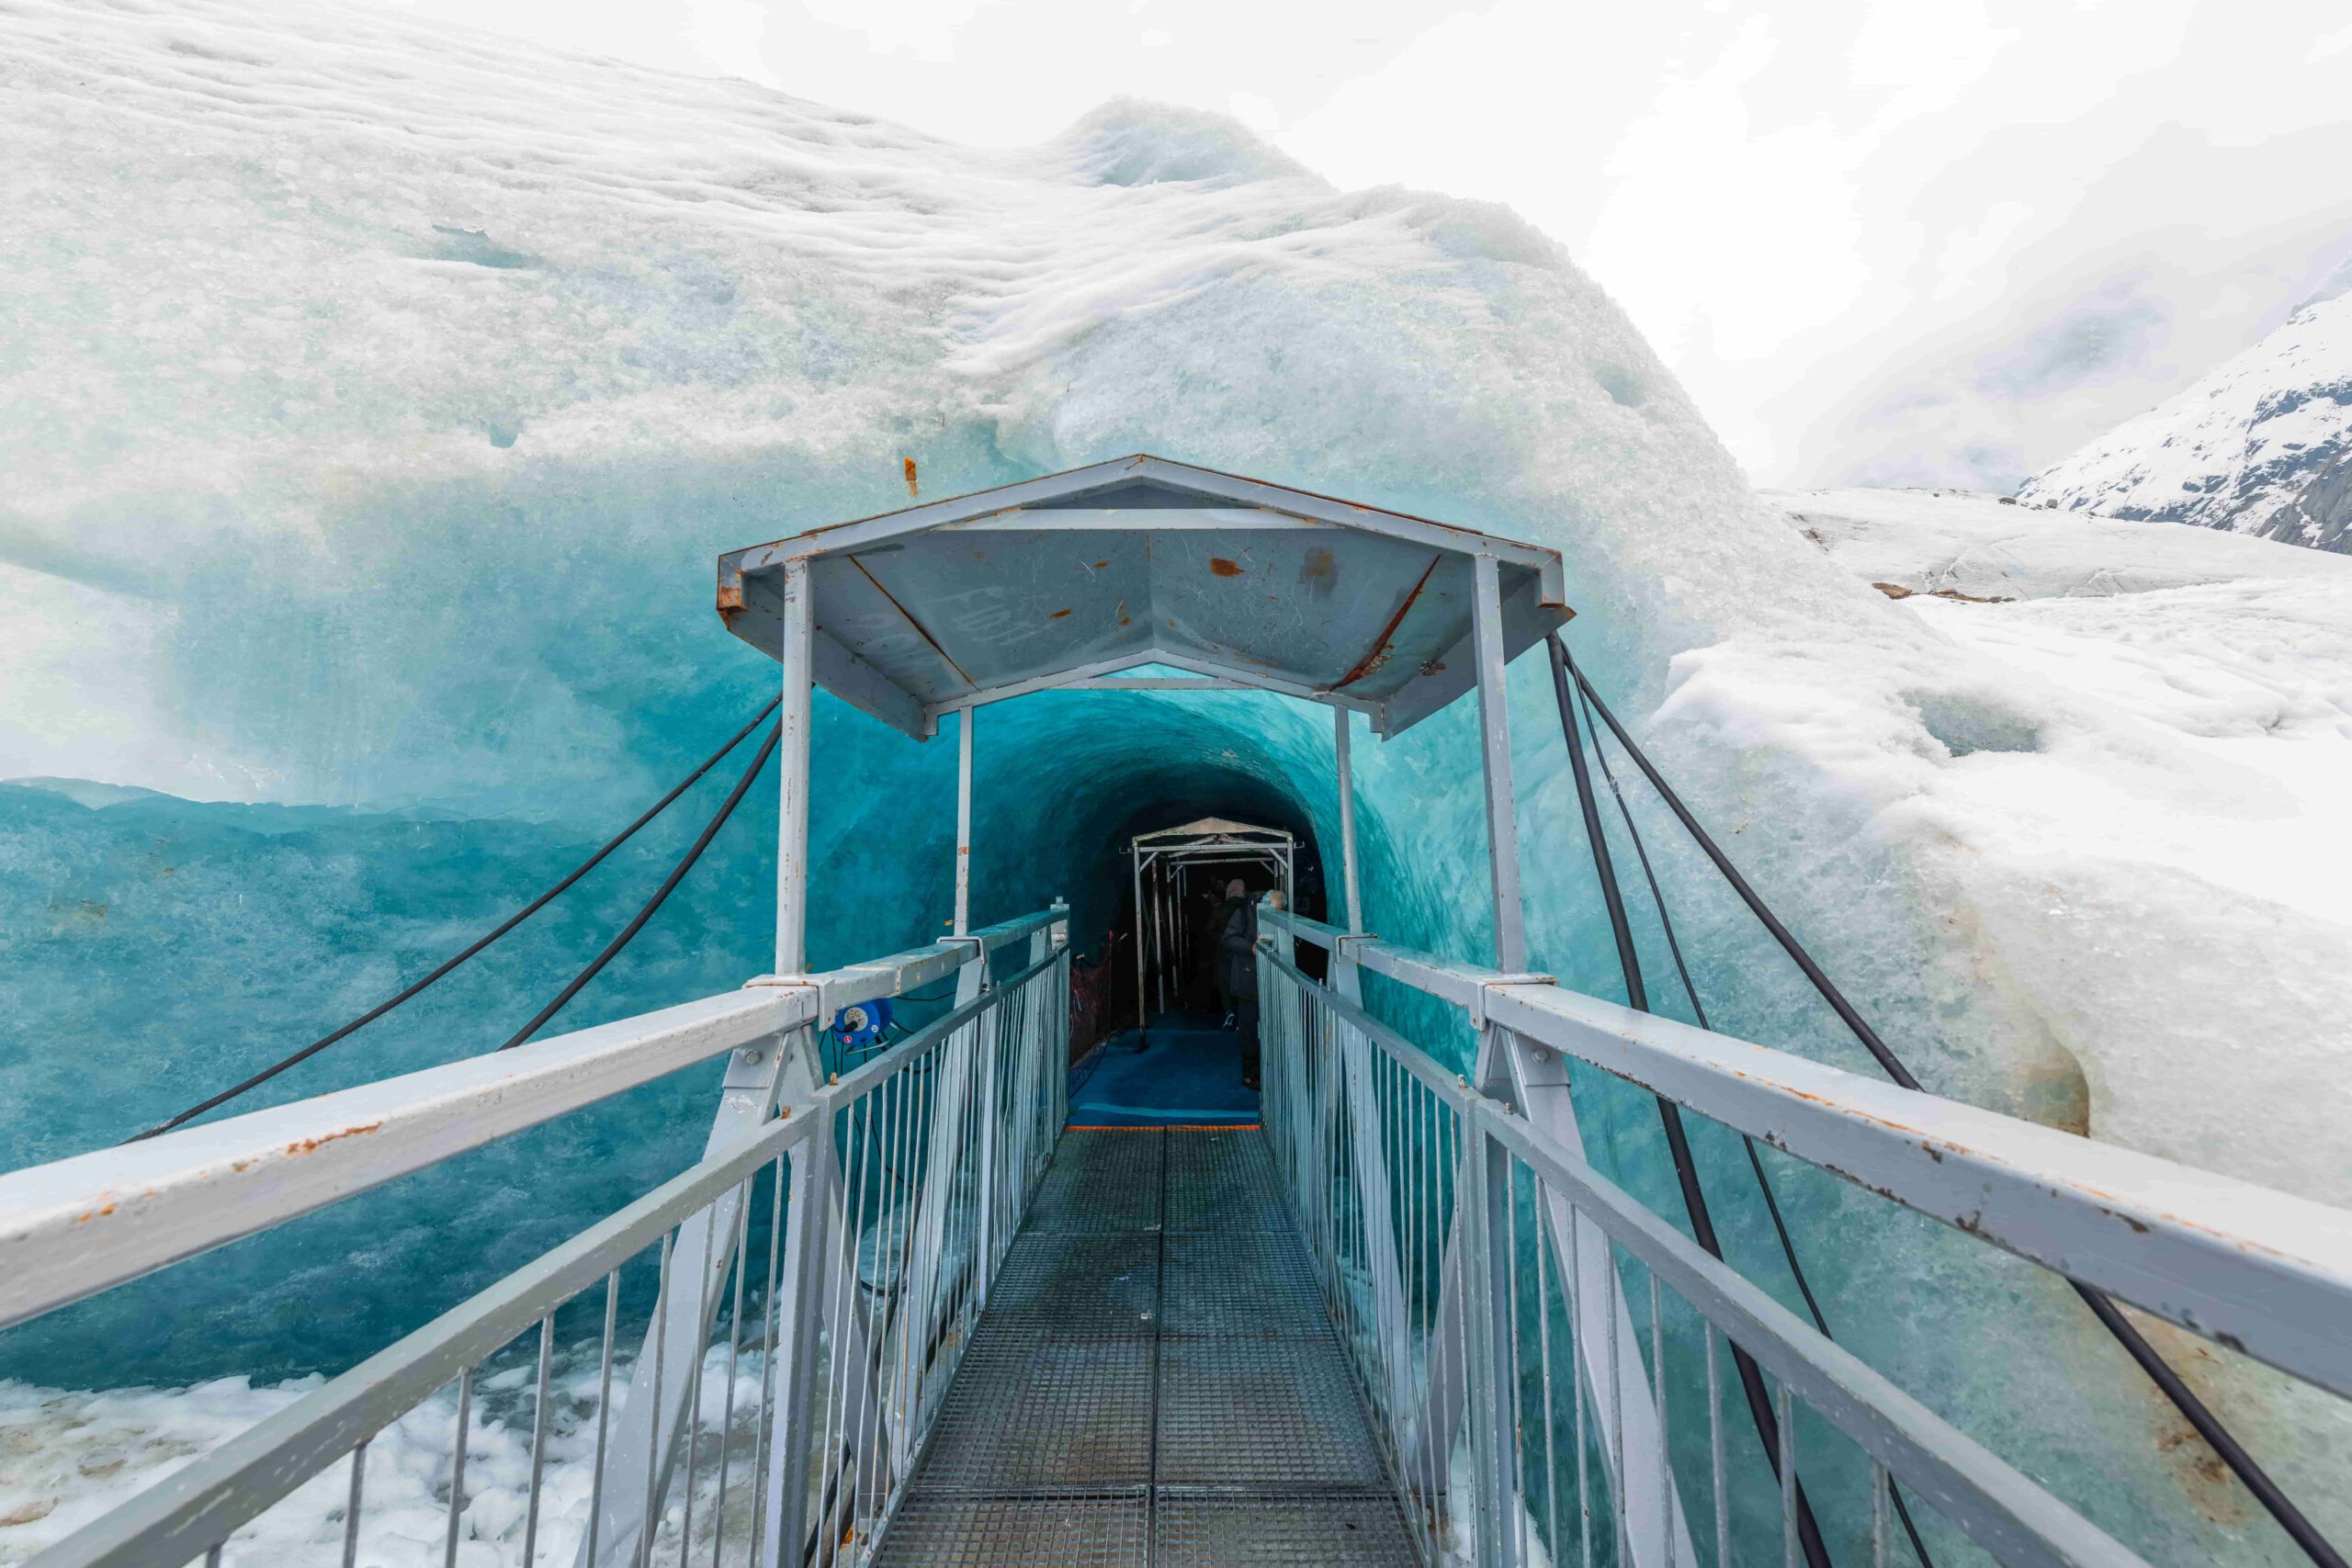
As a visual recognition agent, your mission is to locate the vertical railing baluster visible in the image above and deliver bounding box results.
[342,1441,368,1568]
[1608,1224,1627,1568]
[1512,1162,1530,1568]
[1463,1109,1516,1568]
[1537,1180,1558,1568]
[641,1233,673,1568]
[443,1366,472,1568]
[1653,1274,1672,1568]
[1569,1204,1590,1568]
[589,1271,619,1568]
[1871,1461,1892,1568]
[766,1116,836,1568]
[715,1188,750,1568]
[526,1315,553,1568]
[750,1156,785,1568]
[875,1054,907,1480]
[1708,1330,1728,1568]
[846,1100,884,1551]
[1779,1382,1798,1568]
[816,1101,859,1555]
[682,1207,717,1567]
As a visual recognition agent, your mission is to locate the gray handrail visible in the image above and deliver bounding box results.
[1260,905,2352,1402]
[1467,1097,2147,1568]
[25,1111,817,1568]
[27,941,1075,1568]
[0,907,1065,1331]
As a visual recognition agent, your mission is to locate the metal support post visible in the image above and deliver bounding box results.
[1459,1112,1518,1568]
[1339,1019,1412,1432]
[580,1024,808,1568]
[775,557,816,976]
[974,995,1003,1302]
[1335,704,1363,937]
[760,1109,834,1568]
[1415,1023,1695,1567]
[1469,554,1527,974]
[1132,851,1148,1048]
[954,705,973,938]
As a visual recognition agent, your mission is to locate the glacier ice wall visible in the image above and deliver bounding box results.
[2,1,2346,1559]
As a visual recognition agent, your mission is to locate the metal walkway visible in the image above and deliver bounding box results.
[874,1126,1420,1566]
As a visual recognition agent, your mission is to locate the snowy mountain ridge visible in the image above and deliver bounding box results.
[2018,283,2352,553]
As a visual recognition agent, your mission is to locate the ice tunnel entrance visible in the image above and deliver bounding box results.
[722,453,1557,1127]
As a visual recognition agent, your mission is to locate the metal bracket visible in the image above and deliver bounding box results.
[943,935,990,993]
[1467,974,1552,1032]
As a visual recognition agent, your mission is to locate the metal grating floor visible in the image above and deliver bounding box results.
[873,1126,1420,1566]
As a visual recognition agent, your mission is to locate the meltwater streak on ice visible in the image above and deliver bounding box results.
[2,2,2348,1562]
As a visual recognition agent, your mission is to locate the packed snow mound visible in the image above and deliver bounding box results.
[1778,487,2352,1200]
[2018,288,2352,553]
[6,3,2350,1555]
[1052,99,1316,188]
[1772,485,2352,600]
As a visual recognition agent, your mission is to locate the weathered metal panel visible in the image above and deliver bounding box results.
[718,456,1569,739]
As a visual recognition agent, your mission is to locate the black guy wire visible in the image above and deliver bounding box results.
[1547,633,1838,1568]
[125,696,783,1144]
[498,719,781,1051]
[1574,671,1935,1568]
[1555,634,2346,1568]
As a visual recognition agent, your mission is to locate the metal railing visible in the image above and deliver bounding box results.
[1254,906,2352,1568]
[6,907,1071,1568]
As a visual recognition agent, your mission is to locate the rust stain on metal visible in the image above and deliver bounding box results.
[1298,547,1338,597]
[286,1122,384,1156]
[1208,557,1244,578]
[1049,608,1073,619]
[850,556,977,688]
[1092,560,1111,570]
[1330,555,1441,690]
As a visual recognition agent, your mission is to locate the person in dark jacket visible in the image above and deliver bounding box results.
[1215,879,1262,1089]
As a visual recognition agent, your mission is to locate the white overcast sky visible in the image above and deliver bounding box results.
[362,0,2352,490]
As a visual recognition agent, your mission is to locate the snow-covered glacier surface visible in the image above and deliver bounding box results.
[3,2,2347,1562]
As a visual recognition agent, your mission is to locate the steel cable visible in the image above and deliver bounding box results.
[123,697,781,1142]
[1552,633,2344,1568]
[1547,633,1838,1568]
[1569,660,1935,1567]
[498,719,780,1050]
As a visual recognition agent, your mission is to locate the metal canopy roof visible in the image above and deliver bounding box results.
[1134,818,1294,848]
[717,455,1571,741]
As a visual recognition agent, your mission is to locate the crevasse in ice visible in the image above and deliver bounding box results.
[2,1,2346,1561]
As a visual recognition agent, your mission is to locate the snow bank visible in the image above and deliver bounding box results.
[4,2,2348,1560]
[1773,488,2352,1201]
[0,1346,774,1567]
[1775,484,2352,600]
